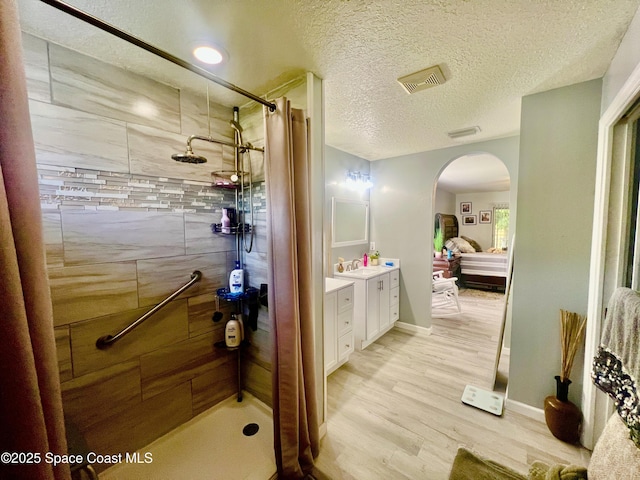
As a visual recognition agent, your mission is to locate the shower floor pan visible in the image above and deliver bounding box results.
[101,391,276,480]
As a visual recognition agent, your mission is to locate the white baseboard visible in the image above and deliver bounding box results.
[395,321,432,336]
[505,398,545,423]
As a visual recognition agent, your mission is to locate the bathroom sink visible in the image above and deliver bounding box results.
[334,266,385,279]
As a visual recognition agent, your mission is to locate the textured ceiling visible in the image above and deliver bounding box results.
[16,0,640,167]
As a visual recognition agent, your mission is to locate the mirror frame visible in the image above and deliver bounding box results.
[331,197,370,247]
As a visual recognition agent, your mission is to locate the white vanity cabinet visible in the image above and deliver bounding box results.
[324,278,355,375]
[331,259,400,351]
[352,266,400,351]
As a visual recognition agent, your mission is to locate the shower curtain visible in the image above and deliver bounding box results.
[265,98,320,478]
[0,2,70,479]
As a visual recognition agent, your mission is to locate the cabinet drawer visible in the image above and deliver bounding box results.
[390,304,399,322]
[337,285,354,312]
[390,286,399,306]
[337,309,353,336]
[390,270,399,289]
[338,331,354,360]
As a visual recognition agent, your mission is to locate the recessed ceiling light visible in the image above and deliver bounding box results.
[193,45,225,65]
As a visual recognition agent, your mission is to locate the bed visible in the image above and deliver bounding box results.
[435,213,508,291]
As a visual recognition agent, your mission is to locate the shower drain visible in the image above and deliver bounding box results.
[243,423,259,436]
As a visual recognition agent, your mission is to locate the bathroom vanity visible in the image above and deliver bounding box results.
[324,277,356,375]
[333,259,400,351]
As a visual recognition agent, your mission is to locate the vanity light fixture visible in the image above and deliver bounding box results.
[193,45,226,65]
[346,171,373,191]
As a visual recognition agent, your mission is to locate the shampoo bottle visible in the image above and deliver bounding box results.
[225,313,242,348]
[229,261,244,294]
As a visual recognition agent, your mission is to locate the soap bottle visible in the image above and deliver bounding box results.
[229,261,244,294]
[221,208,231,234]
[337,257,344,273]
[225,313,242,348]
[363,253,368,267]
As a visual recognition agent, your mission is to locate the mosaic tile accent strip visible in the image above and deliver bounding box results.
[37,164,266,213]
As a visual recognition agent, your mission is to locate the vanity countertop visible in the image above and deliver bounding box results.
[333,258,400,280]
[325,277,355,293]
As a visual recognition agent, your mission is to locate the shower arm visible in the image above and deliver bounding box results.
[186,135,264,154]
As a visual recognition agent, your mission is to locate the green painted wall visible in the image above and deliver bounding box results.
[369,136,520,329]
[509,79,602,410]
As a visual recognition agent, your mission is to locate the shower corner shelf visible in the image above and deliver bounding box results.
[216,286,259,302]
[211,223,253,235]
[211,170,249,189]
[214,339,251,351]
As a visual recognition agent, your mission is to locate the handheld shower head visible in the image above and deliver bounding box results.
[171,145,207,164]
[230,119,244,147]
[229,119,243,133]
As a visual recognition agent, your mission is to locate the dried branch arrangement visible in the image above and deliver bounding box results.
[560,309,587,382]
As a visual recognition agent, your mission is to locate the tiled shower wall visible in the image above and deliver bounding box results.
[21,31,270,460]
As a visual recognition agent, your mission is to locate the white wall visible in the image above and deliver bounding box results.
[434,187,456,216]
[601,4,640,112]
[455,190,510,251]
[369,136,520,328]
[325,146,371,269]
[510,79,602,411]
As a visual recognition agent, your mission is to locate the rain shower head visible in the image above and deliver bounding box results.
[171,145,207,164]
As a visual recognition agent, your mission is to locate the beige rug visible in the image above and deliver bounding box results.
[459,288,505,300]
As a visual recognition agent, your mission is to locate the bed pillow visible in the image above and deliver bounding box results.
[446,237,476,254]
[461,236,482,252]
[445,238,460,254]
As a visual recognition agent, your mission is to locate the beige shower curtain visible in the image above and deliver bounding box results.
[265,98,320,478]
[0,2,70,479]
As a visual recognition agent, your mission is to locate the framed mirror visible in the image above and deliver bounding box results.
[331,197,369,247]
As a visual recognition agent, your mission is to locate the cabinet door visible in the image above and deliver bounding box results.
[337,285,354,312]
[324,292,337,373]
[365,277,380,341]
[337,308,353,337]
[338,330,354,361]
[378,272,391,330]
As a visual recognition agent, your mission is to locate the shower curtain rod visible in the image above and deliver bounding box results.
[39,0,277,112]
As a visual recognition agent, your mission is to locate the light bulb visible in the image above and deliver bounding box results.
[193,46,224,65]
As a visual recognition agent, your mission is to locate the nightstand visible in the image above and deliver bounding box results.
[433,256,461,280]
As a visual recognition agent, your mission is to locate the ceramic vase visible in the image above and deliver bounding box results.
[544,376,582,444]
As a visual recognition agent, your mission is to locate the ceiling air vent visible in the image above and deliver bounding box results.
[397,65,446,94]
[447,126,481,139]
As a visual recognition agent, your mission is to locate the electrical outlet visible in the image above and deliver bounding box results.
[370,242,375,251]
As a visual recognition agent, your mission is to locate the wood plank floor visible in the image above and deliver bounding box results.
[315,289,591,479]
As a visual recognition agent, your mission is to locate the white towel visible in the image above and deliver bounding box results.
[592,287,640,448]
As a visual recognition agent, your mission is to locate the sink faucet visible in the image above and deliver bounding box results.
[345,264,352,271]
[352,259,361,270]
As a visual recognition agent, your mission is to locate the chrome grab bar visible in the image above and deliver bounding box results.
[96,270,202,349]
